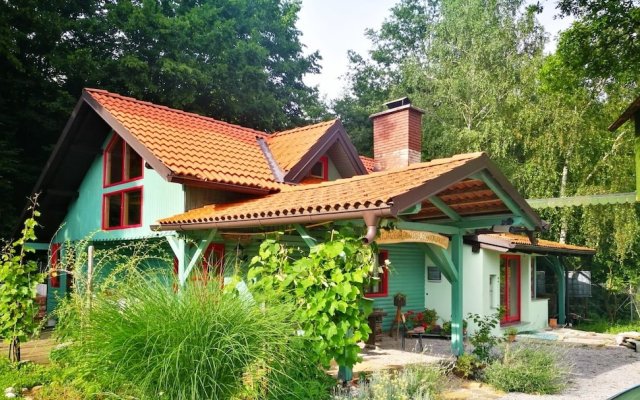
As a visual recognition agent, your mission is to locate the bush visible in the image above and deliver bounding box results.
[333,364,445,399]
[59,270,328,399]
[467,312,502,363]
[484,345,570,394]
[454,353,482,379]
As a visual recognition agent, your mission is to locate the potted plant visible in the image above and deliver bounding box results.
[393,292,407,307]
[505,327,518,342]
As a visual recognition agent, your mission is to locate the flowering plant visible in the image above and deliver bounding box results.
[404,308,438,330]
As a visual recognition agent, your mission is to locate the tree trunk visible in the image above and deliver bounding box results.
[559,159,569,244]
[8,337,20,363]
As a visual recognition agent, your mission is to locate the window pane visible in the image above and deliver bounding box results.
[107,137,123,184]
[508,259,518,319]
[124,190,142,226]
[126,145,143,179]
[107,194,122,228]
[310,161,324,178]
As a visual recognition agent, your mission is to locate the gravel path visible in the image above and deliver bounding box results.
[501,343,640,400]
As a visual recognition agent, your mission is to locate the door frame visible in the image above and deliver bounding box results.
[500,254,521,324]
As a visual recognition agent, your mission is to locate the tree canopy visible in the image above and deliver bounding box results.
[0,0,325,238]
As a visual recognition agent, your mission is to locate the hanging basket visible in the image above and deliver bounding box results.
[393,293,406,307]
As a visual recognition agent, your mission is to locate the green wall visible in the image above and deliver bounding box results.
[372,244,426,330]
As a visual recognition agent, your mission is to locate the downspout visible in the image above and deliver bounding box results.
[362,212,380,244]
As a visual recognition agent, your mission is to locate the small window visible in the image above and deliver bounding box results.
[427,266,441,282]
[104,135,143,186]
[309,156,328,180]
[103,188,143,230]
[365,251,389,297]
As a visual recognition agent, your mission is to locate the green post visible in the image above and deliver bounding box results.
[338,365,353,382]
[552,257,566,325]
[450,233,464,356]
[634,110,640,201]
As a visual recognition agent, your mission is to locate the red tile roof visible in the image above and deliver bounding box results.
[268,120,338,172]
[157,153,486,227]
[481,233,595,254]
[359,156,375,172]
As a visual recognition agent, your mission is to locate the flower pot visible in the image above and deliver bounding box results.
[507,334,516,342]
[549,318,558,328]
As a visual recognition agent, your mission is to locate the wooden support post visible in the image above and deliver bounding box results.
[551,257,566,325]
[166,235,186,285]
[450,233,464,356]
[294,224,316,248]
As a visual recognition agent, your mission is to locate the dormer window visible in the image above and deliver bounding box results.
[309,156,328,180]
[104,135,143,187]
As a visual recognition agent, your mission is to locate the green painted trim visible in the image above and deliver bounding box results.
[450,234,464,356]
[399,203,421,215]
[428,196,461,222]
[527,192,636,208]
[549,257,566,325]
[294,224,317,248]
[424,244,457,283]
[396,220,459,235]
[473,171,536,230]
[25,242,49,251]
[183,230,217,284]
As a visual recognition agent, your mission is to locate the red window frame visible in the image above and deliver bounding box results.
[103,134,144,188]
[50,243,60,288]
[500,254,521,324]
[102,186,143,230]
[309,156,329,181]
[365,250,389,298]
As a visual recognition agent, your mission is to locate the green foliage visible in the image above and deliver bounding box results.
[56,267,323,400]
[332,364,446,400]
[247,229,377,369]
[574,319,640,334]
[0,202,45,362]
[485,344,570,394]
[0,358,52,391]
[454,353,482,379]
[467,312,503,363]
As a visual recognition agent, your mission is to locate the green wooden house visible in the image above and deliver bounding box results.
[23,89,594,356]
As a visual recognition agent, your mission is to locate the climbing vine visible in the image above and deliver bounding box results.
[0,201,45,362]
[247,228,378,369]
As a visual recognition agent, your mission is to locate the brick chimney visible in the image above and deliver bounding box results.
[370,97,424,171]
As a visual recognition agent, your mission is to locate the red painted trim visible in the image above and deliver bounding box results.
[310,156,329,181]
[50,243,60,288]
[366,250,389,297]
[102,186,143,230]
[500,254,521,324]
[103,134,144,188]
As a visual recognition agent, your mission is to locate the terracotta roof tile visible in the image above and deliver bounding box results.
[267,119,337,172]
[85,89,280,190]
[158,153,485,226]
[486,233,595,253]
[359,156,375,172]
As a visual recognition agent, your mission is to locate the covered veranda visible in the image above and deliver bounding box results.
[153,152,544,359]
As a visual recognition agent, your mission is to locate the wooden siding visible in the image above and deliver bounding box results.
[53,132,185,243]
[372,244,426,330]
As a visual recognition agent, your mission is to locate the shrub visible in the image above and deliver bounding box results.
[333,364,445,399]
[467,312,502,363]
[484,345,570,394]
[60,270,326,399]
[454,353,482,379]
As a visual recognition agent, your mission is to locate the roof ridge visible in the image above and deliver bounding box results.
[84,88,269,139]
[270,118,338,138]
[277,152,484,194]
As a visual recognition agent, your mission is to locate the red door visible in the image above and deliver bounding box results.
[500,255,521,324]
[202,243,225,283]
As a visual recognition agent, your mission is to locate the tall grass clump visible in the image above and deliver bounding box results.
[484,344,570,394]
[57,263,326,399]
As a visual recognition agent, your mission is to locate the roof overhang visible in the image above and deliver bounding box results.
[609,95,640,131]
[464,234,596,256]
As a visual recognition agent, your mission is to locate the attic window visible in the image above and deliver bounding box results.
[104,135,143,187]
[309,156,328,180]
[103,187,143,230]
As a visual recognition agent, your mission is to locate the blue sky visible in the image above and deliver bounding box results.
[297,0,574,101]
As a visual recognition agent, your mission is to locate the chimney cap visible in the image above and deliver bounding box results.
[384,97,412,109]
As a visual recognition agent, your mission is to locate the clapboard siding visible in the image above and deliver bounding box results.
[372,244,425,330]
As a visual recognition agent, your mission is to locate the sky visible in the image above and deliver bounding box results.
[297,0,574,102]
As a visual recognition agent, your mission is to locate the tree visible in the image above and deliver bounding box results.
[0,0,326,239]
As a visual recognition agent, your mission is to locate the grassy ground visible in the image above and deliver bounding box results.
[574,319,640,334]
